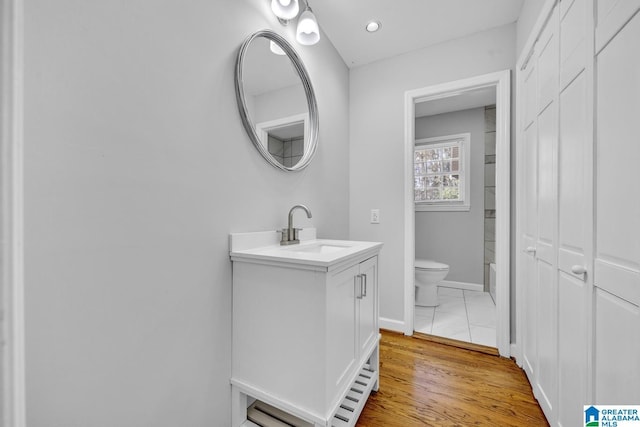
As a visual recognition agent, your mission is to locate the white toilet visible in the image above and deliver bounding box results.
[415,259,450,307]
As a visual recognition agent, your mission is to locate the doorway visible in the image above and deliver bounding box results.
[403,71,511,357]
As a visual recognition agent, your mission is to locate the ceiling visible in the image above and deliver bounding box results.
[311,0,524,68]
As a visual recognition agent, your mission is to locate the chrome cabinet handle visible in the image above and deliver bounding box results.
[362,274,367,297]
[355,275,363,299]
[571,265,587,275]
[525,246,537,254]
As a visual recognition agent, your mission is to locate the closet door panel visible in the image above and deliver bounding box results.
[558,73,588,275]
[596,11,640,305]
[536,103,557,252]
[595,260,640,310]
[535,260,557,415]
[595,0,640,52]
[595,10,640,406]
[560,0,587,89]
[594,289,640,404]
[596,11,640,264]
[537,7,559,113]
[522,250,538,378]
[557,272,588,427]
[523,125,538,239]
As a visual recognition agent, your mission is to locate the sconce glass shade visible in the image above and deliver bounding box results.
[296,8,320,45]
[271,0,299,20]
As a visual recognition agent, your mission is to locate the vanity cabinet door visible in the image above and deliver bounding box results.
[326,255,380,406]
[326,264,359,399]
[357,256,378,361]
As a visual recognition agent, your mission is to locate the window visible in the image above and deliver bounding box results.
[414,133,471,211]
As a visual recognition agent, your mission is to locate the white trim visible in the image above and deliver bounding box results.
[404,70,511,358]
[255,113,309,152]
[438,280,483,292]
[231,380,324,426]
[415,204,470,212]
[403,90,416,336]
[1,0,25,425]
[379,317,405,333]
[510,343,521,367]
[494,71,511,359]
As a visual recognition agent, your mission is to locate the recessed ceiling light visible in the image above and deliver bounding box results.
[365,21,381,33]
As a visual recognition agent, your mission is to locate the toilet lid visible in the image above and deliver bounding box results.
[415,259,449,270]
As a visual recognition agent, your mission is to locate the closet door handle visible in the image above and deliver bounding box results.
[571,265,587,275]
[525,246,537,254]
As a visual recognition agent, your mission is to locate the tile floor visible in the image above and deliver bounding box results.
[414,287,496,347]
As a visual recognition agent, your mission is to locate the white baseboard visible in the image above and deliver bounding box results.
[439,280,484,292]
[379,317,405,333]
[510,343,521,366]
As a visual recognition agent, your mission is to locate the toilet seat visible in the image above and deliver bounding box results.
[415,259,449,271]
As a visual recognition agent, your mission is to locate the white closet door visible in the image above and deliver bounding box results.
[595,10,640,404]
[557,0,593,425]
[557,61,589,427]
[533,6,559,421]
[521,62,538,381]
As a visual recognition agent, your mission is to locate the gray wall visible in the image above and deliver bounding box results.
[349,23,517,329]
[414,108,485,285]
[23,1,350,425]
[253,83,307,125]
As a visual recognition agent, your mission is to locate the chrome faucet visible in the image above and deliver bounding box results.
[280,204,312,245]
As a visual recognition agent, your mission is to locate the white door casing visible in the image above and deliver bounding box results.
[1,0,26,425]
[403,70,511,357]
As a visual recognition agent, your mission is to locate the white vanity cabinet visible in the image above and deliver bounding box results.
[229,232,382,427]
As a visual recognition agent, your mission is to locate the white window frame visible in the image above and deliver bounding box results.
[414,132,471,212]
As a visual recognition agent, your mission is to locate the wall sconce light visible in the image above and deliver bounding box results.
[270,0,320,46]
[271,0,299,21]
[296,4,320,45]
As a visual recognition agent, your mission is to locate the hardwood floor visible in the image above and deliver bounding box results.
[356,331,549,426]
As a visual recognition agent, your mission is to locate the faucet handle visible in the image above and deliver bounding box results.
[293,228,302,241]
[277,228,289,244]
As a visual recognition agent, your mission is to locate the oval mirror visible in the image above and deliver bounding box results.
[235,30,319,171]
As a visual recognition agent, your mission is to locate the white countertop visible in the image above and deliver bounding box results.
[229,229,383,270]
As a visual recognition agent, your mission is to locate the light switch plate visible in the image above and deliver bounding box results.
[370,209,380,224]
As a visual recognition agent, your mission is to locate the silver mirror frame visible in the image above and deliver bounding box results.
[235,30,319,171]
